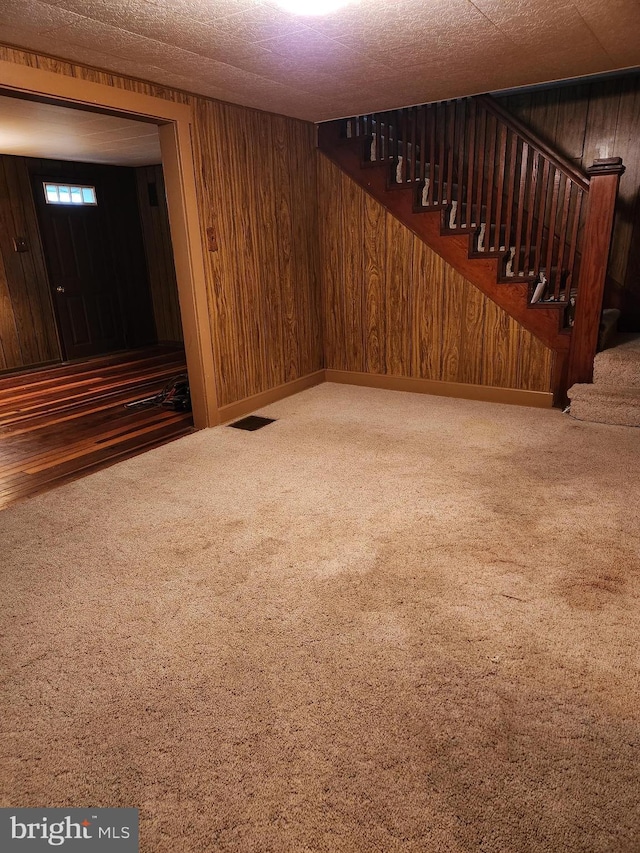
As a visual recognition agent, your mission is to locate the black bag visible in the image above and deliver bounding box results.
[159,374,191,412]
[125,373,191,412]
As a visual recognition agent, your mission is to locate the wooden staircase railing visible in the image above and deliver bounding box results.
[317,95,624,404]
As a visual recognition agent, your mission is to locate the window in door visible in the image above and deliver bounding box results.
[43,182,97,206]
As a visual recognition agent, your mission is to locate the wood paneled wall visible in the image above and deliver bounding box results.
[497,71,640,327]
[192,98,322,406]
[317,154,553,392]
[0,46,323,406]
[135,165,183,344]
[0,154,61,371]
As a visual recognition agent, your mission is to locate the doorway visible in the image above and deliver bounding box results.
[31,164,157,361]
[0,58,218,429]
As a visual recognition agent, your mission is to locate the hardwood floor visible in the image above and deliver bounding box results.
[0,347,194,509]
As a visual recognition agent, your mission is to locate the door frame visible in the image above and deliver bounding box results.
[0,60,218,429]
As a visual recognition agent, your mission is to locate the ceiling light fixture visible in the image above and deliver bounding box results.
[275,0,356,15]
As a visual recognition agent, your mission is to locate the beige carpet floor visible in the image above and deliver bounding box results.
[1,383,639,852]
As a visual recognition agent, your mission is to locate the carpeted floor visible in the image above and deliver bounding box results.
[1,383,639,852]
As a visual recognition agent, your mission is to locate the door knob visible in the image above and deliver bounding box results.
[56,286,65,293]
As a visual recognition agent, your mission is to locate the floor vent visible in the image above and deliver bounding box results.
[228,415,276,431]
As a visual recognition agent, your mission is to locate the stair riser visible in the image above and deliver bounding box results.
[593,361,640,388]
[569,400,640,427]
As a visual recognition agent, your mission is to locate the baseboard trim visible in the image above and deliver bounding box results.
[217,369,552,422]
[217,370,325,423]
[324,370,553,408]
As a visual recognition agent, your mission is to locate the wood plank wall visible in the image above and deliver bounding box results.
[0,154,61,370]
[192,98,322,406]
[135,164,183,344]
[317,154,554,392]
[497,71,640,327]
[0,46,323,407]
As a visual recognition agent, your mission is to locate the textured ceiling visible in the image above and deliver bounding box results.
[0,0,639,121]
[0,94,161,165]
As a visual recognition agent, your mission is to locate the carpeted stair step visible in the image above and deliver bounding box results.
[567,383,640,427]
[593,333,640,387]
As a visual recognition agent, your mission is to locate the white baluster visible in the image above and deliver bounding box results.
[477,223,486,252]
[396,156,404,184]
[530,273,547,304]
[421,179,430,206]
[505,247,516,277]
[370,133,377,162]
[346,120,352,139]
[448,201,458,229]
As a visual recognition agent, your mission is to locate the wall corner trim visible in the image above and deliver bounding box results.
[217,369,553,423]
[216,370,325,424]
[324,370,553,408]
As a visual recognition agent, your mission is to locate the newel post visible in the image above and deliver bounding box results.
[567,157,625,389]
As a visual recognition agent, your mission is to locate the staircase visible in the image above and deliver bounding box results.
[568,334,640,426]
[317,96,624,405]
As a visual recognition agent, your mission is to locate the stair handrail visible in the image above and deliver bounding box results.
[476,95,590,193]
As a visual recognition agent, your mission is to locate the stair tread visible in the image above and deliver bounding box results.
[593,334,640,387]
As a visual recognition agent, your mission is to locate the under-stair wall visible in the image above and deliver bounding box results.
[318,94,624,405]
[317,154,554,404]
